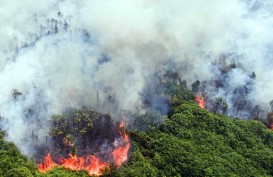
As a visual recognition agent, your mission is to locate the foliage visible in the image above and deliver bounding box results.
[116,102,273,177]
[50,108,95,141]
[0,136,36,177]
[6,167,34,177]
[210,97,229,114]
[130,112,167,131]
[36,167,89,177]
[49,108,117,157]
[2,81,273,176]
[161,79,195,105]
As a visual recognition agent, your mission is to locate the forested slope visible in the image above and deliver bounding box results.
[118,102,273,176]
[1,101,273,176]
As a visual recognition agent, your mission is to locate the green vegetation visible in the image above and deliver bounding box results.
[117,102,273,177]
[36,167,89,177]
[161,79,195,105]
[130,112,167,131]
[0,132,36,177]
[2,77,273,176]
[3,101,273,176]
[48,108,117,159]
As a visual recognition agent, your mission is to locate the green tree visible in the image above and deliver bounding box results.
[6,167,33,177]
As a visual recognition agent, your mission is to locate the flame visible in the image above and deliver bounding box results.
[60,154,108,176]
[38,153,57,173]
[38,121,131,176]
[39,153,108,176]
[85,156,109,176]
[60,154,85,171]
[195,96,205,109]
[112,122,130,167]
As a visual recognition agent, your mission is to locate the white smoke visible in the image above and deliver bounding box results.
[0,0,273,156]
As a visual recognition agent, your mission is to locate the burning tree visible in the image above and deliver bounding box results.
[38,108,130,176]
[52,109,130,154]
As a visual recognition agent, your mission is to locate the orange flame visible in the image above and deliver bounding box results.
[39,153,108,176]
[60,154,108,176]
[112,122,130,167]
[38,121,130,176]
[38,153,57,173]
[85,156,109,176]
[195,96,205,109]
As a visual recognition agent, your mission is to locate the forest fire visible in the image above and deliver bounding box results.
[60,154,108,176]
[38,121,130,176]
[38,153,108,176]
[195,96,205,109]
[38,153,57,173]
[112,122,130,167]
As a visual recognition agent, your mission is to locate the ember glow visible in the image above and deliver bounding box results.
[38,121,130,176]
[195,96,205,109]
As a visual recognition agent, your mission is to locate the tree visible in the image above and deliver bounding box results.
[211,97,228,114]
[191,80,200,93]
[6,167,33,177]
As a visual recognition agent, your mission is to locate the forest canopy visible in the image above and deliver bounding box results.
[2,103,273,176]
[1,78,273,176]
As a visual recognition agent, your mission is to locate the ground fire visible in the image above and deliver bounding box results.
[195,96,205,109]
[38,109,130,176]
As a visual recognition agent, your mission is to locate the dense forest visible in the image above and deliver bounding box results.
[2,0,273,176]
[1,77,273,177]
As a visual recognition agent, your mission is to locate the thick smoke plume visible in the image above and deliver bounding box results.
[1,0,273,156]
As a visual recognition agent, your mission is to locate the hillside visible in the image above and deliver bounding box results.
[118,102,273,176]
[1,101,273,176]
[2,1,273,177]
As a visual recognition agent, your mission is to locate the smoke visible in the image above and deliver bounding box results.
[1,0,273,156]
